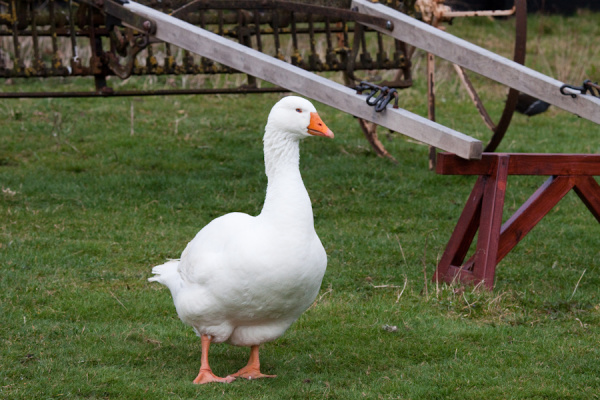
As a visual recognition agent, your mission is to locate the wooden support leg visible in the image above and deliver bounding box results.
[470,155,509,289]
[435,155,509,289]
[434,175,486,284]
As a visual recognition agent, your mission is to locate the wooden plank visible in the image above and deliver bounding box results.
[437,153,600,176]
[352,0,600,125]
[437,152,496,175]
[506,154,600,175]
[497,176,574,263]
[573,176,600,223]
[122,0,482,160]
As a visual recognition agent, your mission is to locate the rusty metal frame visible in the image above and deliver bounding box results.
[171,0,394,31]
[0,0,411,98]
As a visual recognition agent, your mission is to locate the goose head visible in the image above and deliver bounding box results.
[266,96,334,141]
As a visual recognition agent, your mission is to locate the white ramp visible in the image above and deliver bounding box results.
[120,0,483,160]
[352,0,600,125]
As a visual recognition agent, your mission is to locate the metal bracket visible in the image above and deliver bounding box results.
[560,80,600,99]
[91,0,157,78]
[103,0,156,34]
[355,81,399,112]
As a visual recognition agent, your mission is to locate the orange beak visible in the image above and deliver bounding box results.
[308,112,334,139]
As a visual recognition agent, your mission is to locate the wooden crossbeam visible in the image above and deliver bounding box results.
[436,153,600,176]
[352,0,600,125]
[119,0,483,160]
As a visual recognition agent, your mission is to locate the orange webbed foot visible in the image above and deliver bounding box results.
[193,334,236,384]
[226,344,277,381]
[227,365,277,380]
[193,369,236,384]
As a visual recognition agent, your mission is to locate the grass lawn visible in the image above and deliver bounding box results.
[1,10,600,400]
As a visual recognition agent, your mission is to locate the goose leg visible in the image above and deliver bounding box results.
[227,345,277,380]
[192,335,235,384]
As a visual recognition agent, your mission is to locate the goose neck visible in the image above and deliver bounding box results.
[263,129,301,178]
[260,129,314,225]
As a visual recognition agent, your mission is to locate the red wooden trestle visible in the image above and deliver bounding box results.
[433,153,600,290]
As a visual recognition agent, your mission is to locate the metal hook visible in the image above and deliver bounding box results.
[375,88,398,112]
[355,81,400,112]
[366,87,385,107]
[560,79,600,98]
[560,84,580,98]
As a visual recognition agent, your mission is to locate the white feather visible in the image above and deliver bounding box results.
[149,96,329,347]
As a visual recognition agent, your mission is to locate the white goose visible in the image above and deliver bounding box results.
[149,96,334,384]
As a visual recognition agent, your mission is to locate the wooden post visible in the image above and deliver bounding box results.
[471,155,509,287]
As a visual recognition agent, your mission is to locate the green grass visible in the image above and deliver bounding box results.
[1,12,600,400]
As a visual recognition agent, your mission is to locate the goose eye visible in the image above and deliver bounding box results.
[295,108,302,113]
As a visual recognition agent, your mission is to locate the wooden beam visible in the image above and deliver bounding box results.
[436,153,600,176]
[121,0,482,160]
[497,176,574,263]
[352,0,600,125]
[573,176,600,223]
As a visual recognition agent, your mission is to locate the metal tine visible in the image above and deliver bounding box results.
[182,49,194,73]
[359,23,372,69]
[254,6,262,52]
[10,0,24,74]
[397,39,413,80]
[67,0,80,73]
[290,11,302,66]
[146,40,157,73]
[376,31,387,69]
[88,5,99,74]
[88,3,108,91]
[0,35,4,73]
[307,12,322,71]
[307,13,315,55]
[341,20,349,51]
[272,9,282,60]
[30,0,45,75]
[165,42,174,73]
[217,9,230,72]
[0,2,5,73]
[218,9,223,36]
[237,9,257,87]
[163,1,175,73]
[346,21,363,82]
[393,39,402,68]
[236,9,244,44]
[324,16,338,70]
[49,0,64,74]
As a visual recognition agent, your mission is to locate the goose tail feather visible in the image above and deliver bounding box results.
[148,259,183,296]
